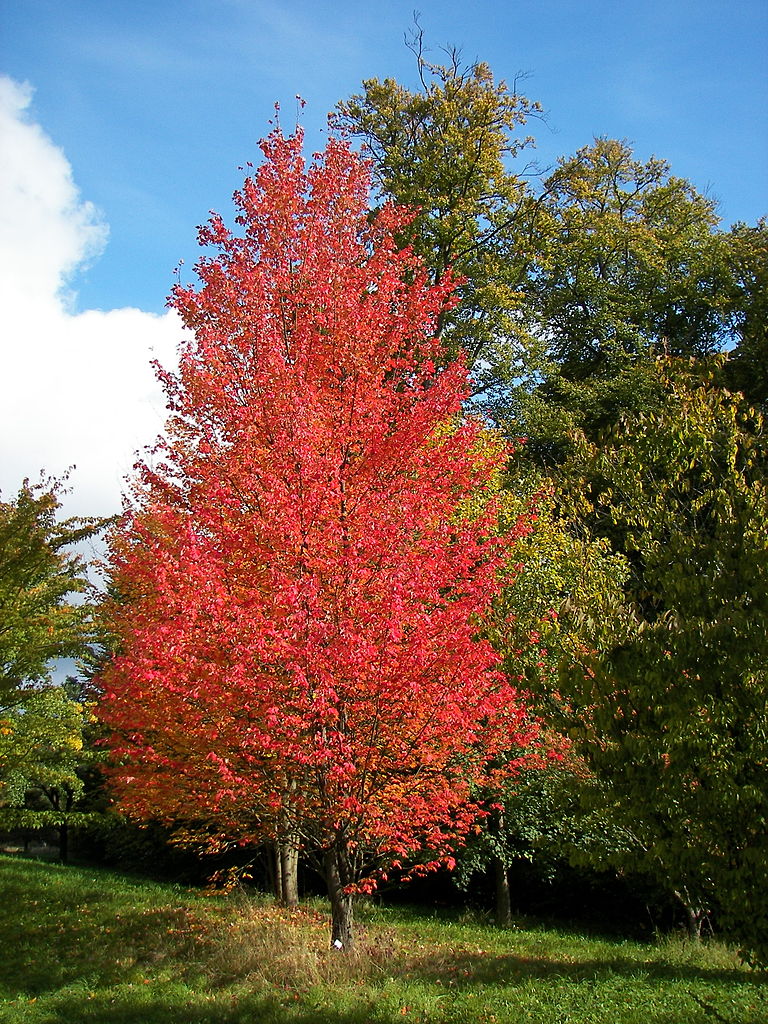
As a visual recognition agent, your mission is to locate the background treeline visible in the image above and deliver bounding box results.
[1,38,766,966]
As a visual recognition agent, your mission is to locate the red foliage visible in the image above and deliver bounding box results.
[99,127,537,890]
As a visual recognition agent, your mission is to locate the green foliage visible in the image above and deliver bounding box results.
[0,478,102,705]
[492,477,629,682]
[454,759,643,895]
[0,682,105,858]
[452,469,635,913]
[339,49,749,458]
[724,218,768,409]
[453,765,570,885]
[336,29,540,373]
[0,478,106,855]
[553,363,768,965]
[0,685,89,805]
[2,856,765,1023]
[532,140,727,366]
[509,140,736,462]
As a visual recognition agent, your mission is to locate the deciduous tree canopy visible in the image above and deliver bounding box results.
[336,36,540,374]
[99,126,539,949]
[554,364,768,963]
[0,479,100,706]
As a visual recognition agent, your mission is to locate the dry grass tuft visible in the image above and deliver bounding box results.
[207,895,397,992]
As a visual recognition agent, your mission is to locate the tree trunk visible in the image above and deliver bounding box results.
[674,888,709,939]
[325,847,354,951]
[279,837,299,907]
[272,839,300,906]
[494,856,512,927]
[58,821,69,864]
[273,841,283,901]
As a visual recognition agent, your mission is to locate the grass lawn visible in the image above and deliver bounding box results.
[0,854,765,1023]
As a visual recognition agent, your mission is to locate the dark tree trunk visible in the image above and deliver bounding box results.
[273,841,283,901]
[325,847,354,951]
[494,856,512,927]
[44,787,72,865]
[58,821,69,865]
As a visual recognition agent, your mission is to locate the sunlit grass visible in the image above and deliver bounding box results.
[1,854,765,1023]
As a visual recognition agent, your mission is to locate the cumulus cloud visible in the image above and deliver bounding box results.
[0,75,183,519]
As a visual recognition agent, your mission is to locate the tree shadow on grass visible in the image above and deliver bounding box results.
[0,858,226,999]
[7,990,384,1024]
[407,945,768,990]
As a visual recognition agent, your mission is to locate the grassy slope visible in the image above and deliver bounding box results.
[0,855,765,1024]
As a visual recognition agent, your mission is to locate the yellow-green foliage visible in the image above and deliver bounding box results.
[0,478,102,704]
[555,362,768,965]
[0,686,94,812]
[337,45,540,366]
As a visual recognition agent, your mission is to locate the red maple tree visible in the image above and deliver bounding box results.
[99,125,537,948]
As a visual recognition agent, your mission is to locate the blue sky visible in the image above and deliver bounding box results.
[1,0,766,517]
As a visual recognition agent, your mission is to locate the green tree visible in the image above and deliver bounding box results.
[0,479,105,860]
[724,218,768,410]
[510,139,735,462]
[461,478,629,926]
[336,26,541,384]
[552,363,768,964]
[0,478,102,706]
[0,682,101,863]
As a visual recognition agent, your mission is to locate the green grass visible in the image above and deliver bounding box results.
[0,855,765,1023]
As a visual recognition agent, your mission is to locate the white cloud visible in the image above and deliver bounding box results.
[0,76,183,520]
